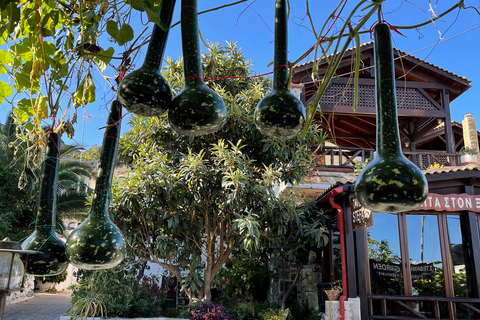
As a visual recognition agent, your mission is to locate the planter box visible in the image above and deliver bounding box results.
[324,297,360,320]
[460,154,478,165]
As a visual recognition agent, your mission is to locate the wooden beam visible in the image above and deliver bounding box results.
[315,104,446,118]
[443,90,455,154]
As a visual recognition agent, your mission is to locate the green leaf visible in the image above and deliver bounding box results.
[116,23,134,46]
[0,50,14,74]
[145,7,161,27]
[65,29,74,51]
[106,21,134,46]
[17,98,34,116]
[0,81,13,103]
[95,47,115,72]
[106,20,118,39]
[126,0,147,11]
[5,2,21,34]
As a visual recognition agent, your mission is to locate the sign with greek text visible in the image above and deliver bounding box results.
[411,193,480,212]
[351,196,374,231]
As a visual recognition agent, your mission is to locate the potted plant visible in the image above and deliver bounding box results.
[458,147,478,165]
[324,281,343,301]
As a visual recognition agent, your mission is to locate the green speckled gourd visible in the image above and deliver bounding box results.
[66,100,125,269]
[254,0,305,140]
[168,0,227,136]
[354,23,428,213]
[117,0,175,116]
[21,132,68,276]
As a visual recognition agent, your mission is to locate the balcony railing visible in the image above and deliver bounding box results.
[368,295,480,319]
[317,146,460,170]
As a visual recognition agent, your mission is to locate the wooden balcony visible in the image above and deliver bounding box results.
[317,146,461,170]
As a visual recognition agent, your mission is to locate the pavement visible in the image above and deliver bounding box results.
[4,293,72,320]
[3,292,187,320]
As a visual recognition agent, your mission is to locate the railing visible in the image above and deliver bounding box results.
[368,295,480,320]
[317,146,460,169]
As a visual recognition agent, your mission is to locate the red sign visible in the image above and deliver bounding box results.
[412,193,480,212]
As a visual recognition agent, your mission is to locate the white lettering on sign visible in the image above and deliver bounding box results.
[413,193,480,212]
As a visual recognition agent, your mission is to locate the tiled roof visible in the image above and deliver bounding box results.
[423,163,480,175]
[315,164,480,203]
[293,41,471,85]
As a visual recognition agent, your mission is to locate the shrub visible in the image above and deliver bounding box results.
[68,264,164,318]
[191,301,236,320]
[229,302,281,320]
[215,252,271,304]
[260,308,292,320]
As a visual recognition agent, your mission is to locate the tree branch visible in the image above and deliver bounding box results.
[171,0,250,27]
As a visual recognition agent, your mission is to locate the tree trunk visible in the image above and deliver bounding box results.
[136,260,148,281]
[281,262,303,310]
[203,250,214,301]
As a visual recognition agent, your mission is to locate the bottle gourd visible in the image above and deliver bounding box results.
[168,0,227,136]
[66,101,126,269]
[254,0,305,140]
[21,132,68,276]
[354,23,428,213]
[117,0,176,116]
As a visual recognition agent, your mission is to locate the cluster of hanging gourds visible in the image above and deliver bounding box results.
[118,0,305,140]
[21,100,126,274]
[354,22,428,213]
[20,5,428,276]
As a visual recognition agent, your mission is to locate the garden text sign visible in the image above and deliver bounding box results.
[369,260,435,280]
[412,193,480,212]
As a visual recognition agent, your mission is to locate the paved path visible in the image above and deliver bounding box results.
[4,293,71,320]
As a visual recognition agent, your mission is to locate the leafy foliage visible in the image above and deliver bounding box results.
[112,42,326,302]
[215,252,271,303]
[68,263,164,318]
[0,113,92,239]
[368,236,401,263]
[0,0,475,174]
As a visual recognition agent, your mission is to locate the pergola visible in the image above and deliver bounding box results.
[292,42,472,154]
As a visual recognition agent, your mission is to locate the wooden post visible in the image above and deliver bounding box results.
[442,89,455,154]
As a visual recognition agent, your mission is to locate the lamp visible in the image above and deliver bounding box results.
[0,238,38,320]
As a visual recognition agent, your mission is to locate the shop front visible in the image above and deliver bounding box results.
[316,165,480,319]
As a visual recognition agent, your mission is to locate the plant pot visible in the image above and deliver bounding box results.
[324,289,342,301]
[460,154,477,165]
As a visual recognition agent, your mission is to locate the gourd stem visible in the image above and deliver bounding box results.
[142,0,176,71]
[35,132,60,229]
[90,100,121,219]
[181,0,204,86]
[374,23,401,157]
[273,0,288,91]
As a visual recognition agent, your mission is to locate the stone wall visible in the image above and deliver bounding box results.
[6,275,35,305]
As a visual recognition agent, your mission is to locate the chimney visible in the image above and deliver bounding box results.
[290,83,304,101]
[462,113,479,156]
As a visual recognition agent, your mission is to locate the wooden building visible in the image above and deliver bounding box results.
[291,43,480,319]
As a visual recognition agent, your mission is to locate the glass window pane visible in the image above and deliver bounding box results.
[330,220,342,282]
[407,215,445,318]
[368,212,403,296]
[407,215,445,297]
[446,215,468,298]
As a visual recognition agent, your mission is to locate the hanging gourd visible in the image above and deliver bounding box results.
[117,0,176,117]
[66,100,125,269]
[168,0,227,136]
[254,0,305,140]
[21,132,68,276]
[354,23,428,213]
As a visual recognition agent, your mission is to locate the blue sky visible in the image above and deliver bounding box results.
[1,1,480,148]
